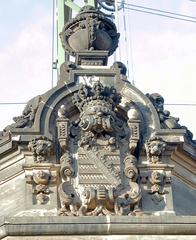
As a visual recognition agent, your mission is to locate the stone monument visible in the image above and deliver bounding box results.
[0,6,195,239]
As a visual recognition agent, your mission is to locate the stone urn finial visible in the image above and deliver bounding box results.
[60,6,120,57]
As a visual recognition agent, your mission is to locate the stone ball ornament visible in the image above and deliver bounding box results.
[60,6,120,56]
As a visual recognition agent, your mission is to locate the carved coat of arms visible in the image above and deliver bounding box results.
[57,82,141,216]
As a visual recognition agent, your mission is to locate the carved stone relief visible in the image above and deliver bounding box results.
[147,92,196,145]
[146,93,181,129]
[25,169,57,205]
[60,6,120,57]
[55,82,142,216]
[145,136,167,164]
[28,136,53,163]
[0,96,41,138]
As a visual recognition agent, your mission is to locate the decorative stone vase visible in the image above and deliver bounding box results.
[60,6,120,56]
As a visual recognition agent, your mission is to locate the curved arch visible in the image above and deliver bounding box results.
[32,81,160,142]
[120,82,160,139]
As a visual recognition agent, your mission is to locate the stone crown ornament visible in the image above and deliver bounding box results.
[60,5,120,56]
[72,82,121,113]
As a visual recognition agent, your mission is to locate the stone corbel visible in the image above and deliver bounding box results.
[24,164,59,208]
[148,170,166,204]
[25,169,57,205]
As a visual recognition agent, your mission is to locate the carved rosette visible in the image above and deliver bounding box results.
[28,136,53,163]
[60,6,119,56]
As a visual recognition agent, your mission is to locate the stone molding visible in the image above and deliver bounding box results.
[0,216,196,238]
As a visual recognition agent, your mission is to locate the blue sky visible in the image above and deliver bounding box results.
[0,0,196,138]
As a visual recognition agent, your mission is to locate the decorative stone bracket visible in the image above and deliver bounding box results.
[24,165,59,207]
[139,166,173,210]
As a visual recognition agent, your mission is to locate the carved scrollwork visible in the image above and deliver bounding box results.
[126,105,141,155]
[60,152,74,181]
[114,183,142,216]
[56,111,70,151]
[123,155,138,181]
[79,186,115,216]
[58,182,81,216]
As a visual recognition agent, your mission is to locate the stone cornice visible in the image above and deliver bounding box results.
[0,216,195,238]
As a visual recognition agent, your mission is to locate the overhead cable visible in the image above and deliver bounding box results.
[51,0,55,88]
[165,103,196,106]
[123,3,196,20]
[0,103,26,105]
[124,6,196,24]
[122,4,129,79]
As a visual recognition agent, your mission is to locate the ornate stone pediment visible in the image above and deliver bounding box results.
[0,4,195,227]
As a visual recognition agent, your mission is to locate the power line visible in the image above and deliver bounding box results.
[165,103,196,106]
[124,6,196,24]
[51,0,55,88]
[122,3,135,85]
[122,4,130,79]
[0,102,26,105]
[123,3,196,20]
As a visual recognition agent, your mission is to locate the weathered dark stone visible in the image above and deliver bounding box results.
[60,6,120,57]
[0,3,195,239]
